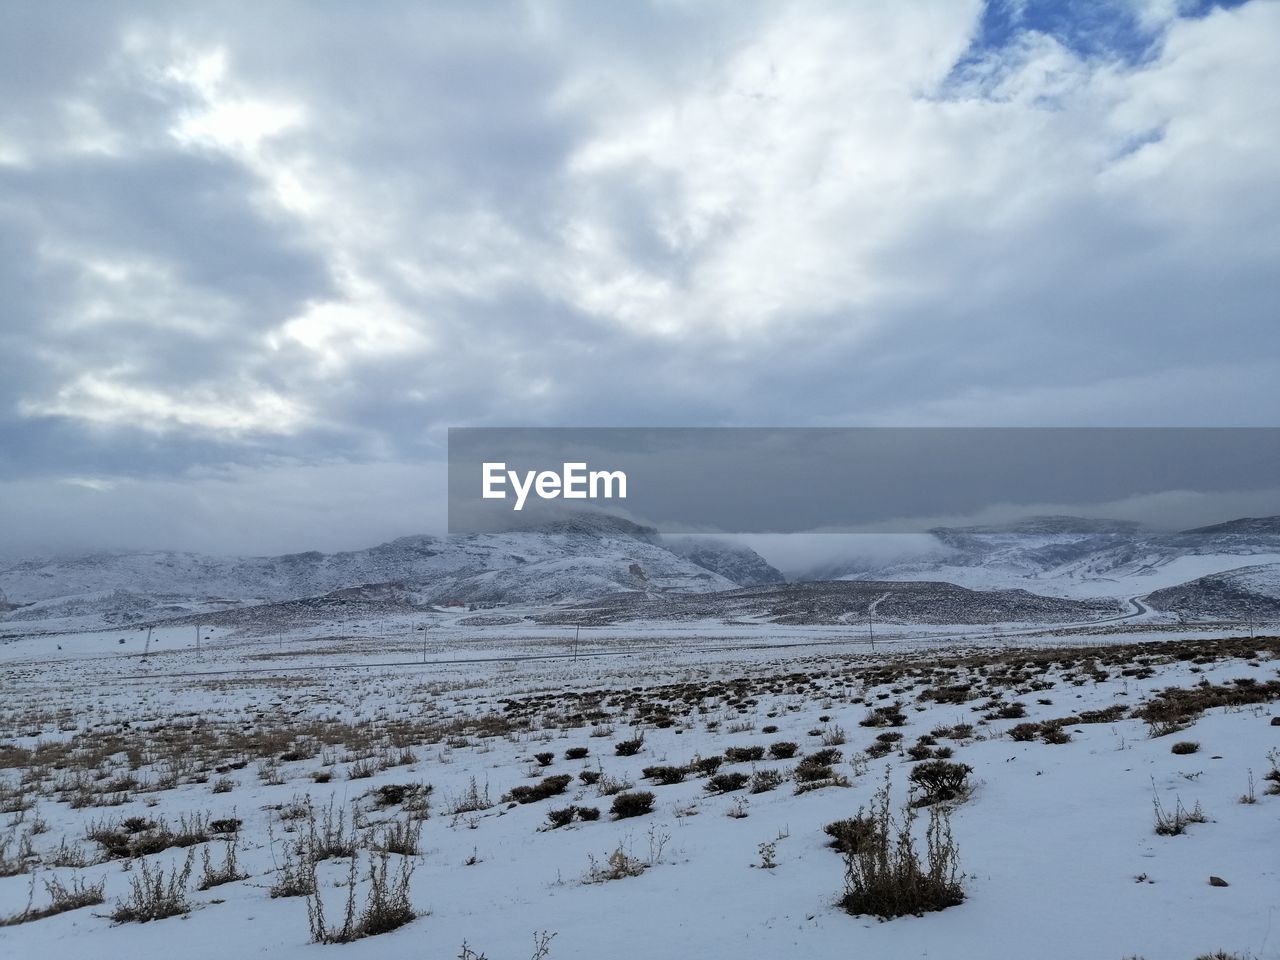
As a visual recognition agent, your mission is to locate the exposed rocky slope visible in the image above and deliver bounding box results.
[1143,562,1280,621]
[536,579,1123,626]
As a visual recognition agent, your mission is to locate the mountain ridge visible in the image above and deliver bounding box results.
[809,514,1280,599]
[0,523,785,629]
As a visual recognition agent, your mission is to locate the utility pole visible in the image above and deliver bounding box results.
[420,620,437,663]
[195,624,200,655]
[574,624,580,660]
[143,626,152,660]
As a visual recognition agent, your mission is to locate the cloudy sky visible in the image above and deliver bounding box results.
[1,0,1277,556]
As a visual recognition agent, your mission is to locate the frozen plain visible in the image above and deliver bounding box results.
[1,615,1277,960]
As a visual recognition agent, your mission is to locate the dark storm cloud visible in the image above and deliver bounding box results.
[0,0,1277,553]
[3,154,329,312]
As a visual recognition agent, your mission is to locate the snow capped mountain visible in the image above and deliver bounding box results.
[661,536,787,587]
[0,518,783,628]
[6,513,1280,632]
[819,515,1280,601]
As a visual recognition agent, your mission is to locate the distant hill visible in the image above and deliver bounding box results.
[662,536,787,587]
[7,513,1280,633]
[535,579,1123,627]
[1143,562,1280,621]
[1179,516,1280,537]
[0,519,783,630]
[805,514,1280,601]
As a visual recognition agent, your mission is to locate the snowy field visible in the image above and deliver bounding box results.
[1,620,1278,960]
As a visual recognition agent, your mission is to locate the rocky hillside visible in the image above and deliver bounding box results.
[0,516,784,628]
[536,579,1124,626]
[1143,562,1280,621]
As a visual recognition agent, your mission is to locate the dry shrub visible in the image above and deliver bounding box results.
[111,852,194,923]
[369,782,431,810]
[1,875,105,926]
[308,798,357,860]
[750,769,785,794]
[457,931,556,960]
[595,774,634,797]
[372,817,422,856]
[88,812,211,860]
[270,828,316,898]
[307,850,415,943]
[1040,724,1072,745]
[859,705,907,728]
[545,806,576,829]
[1009,723,1041,742]
[793,748,849,792]
[506,775,572,805]
[908,760,973,807]
[824,815,877,855]
[610,791,655,819]
[839,777,964,919]
[1137,678,1280,735]
[705,772,750,795]
[199,837,247,889]
[642,765,686,785]
[1153,793,1208,836]
[584,845,647,883]
[691,756,723,777]
[447,777,493,814]
[0,827,34,877]
[614,736,644,757]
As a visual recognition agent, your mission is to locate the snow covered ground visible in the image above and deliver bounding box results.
[849,550,1280,601]
[0,620,1277,960]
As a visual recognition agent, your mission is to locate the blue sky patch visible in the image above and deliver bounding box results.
[962,0,1250,68]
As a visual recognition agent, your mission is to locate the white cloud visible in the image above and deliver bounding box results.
[1,0,1277,551]
[22,372,309,435]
